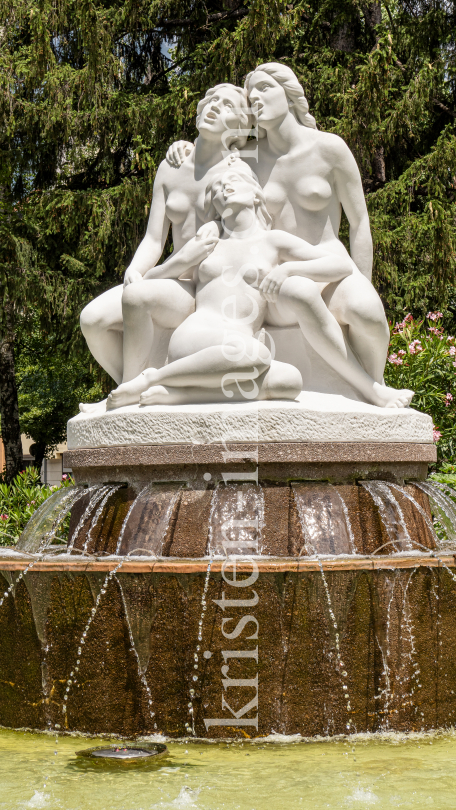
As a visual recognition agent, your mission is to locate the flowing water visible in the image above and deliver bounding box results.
[208,484,264,557]
[1,728,456,809]
[361,482,412,552]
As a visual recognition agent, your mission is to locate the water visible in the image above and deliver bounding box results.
[116,483,182,556]
[292,484,355,555]
[1,728,456,809]
[208,484,264,557]
[361,482,412,552]
[82,485,123,554]
[16,486,84,553]
[115,574,157,726]
[416,482,456,545]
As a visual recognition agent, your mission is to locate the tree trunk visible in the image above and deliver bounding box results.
[364,0,382,33]
[0,304,23,482]
[30,442,47,476]
[373,145,386,185]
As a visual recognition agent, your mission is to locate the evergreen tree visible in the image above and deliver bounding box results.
[1,0,455,480]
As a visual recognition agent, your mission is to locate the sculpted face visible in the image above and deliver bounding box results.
[211,171,256,217]
[197,86,247,140]
[247,70,289,129]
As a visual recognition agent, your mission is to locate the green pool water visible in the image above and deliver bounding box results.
[1,728,456,809]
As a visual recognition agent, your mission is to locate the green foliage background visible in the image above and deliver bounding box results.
[1,0,456,462]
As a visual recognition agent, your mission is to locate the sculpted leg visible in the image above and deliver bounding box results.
[79,286,124,412]
[279,277,413,408]
[80,286,124,384]
[136,361,302,406]
[323,273,390,383]
[121,279,195,383]
[107,337,271,409]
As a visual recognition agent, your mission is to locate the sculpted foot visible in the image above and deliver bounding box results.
[107,370,158,410]
[79,399,107,413]
[372,383,414,409]
[139,385,174,406]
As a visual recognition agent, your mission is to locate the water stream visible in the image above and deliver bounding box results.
[208,484,264,557]
[361,481,412,551]
[81,485,123,554]
[16,486,86,553]
[293,487,354,732]
[62,560,125,723]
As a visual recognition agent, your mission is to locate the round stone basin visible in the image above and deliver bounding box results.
[78,742,167,761]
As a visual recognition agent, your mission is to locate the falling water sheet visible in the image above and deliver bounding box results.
[416,481,456,546]
[292,483,354,556]
[208,484,264,557]
[116,483,182,556]
[361,481,412,552]
[16,486,84,554]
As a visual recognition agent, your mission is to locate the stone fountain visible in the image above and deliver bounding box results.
[1,63,454,741]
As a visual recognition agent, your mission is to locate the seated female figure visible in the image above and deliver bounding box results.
[107,168,355,409]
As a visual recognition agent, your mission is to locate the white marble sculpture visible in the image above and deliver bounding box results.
[79,63,413,412]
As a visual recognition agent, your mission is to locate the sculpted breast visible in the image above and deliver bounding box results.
[294,176,333,211]
[264,181,287,215]
[165,190,190,224]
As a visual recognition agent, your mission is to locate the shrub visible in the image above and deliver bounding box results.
[384,312,456,461]
[0,468,73,547]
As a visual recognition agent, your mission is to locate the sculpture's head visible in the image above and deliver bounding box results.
[244,63,316,136]
[196,84,253,149]
[207,167,272,231]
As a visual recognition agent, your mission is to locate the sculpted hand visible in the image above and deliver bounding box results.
[165,140,195,168]
[181,232,219,266]
[123,266,144,287]
[196,221,222,240]
[259,266,290,302]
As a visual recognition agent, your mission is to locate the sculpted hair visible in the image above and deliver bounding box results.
[196,84,253,149]
[244,63,317,134]
[206,165,272,231]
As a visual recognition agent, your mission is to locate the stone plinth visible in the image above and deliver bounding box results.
[68,392,434,450]
[66,393,435,487]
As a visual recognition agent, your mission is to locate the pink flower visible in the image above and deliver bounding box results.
[449,346,456,356]
[429,326,443,336]
[433,429,442,442]
[448,336,455,342]
[398,349,406,356]
[445,393,453,406]
[409,340,423,354]
[427,311,443,321]
[388,353,403,365]
[0,515,8,521]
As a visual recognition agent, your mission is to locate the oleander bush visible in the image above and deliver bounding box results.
[384,312,456,460]
[0,467,73,547]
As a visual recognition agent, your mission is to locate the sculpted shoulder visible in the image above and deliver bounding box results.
[155,153,193,186]
[315,130,355,168]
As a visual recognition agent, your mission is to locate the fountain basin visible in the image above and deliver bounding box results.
[1,555,455,738]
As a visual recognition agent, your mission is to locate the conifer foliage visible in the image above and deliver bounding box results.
[0,0,455,478]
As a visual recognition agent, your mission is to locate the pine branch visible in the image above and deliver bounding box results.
[156,6,248,29]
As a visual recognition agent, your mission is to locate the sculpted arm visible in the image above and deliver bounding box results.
[331,136,373,281]
[259,231,353,298]
[123,162,171,285]
[143,223,219,281]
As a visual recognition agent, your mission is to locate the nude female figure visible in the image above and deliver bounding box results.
[167,64,412,409]
[79,83,252,410]
[106,170,381,409]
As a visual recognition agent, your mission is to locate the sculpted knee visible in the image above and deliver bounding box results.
[80,300,102,336]
[121,283,147,312]
[348,299,388,334]
[280,277,320,309]
[265,361,303,401]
